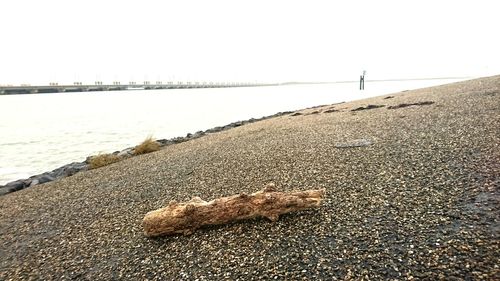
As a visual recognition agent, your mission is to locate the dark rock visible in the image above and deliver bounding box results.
[387,101,435,109]
[206,126,223,133]
[62,162,88,177]
[51,162,88,179]
[5,180,27,191]
[38,174,55,184]
[27,174,55,187]
[291,112,303,116]
[29,179,39,187]
[323,108,338,114]
[171,137,187,143]
[117,148,134,158]
[50,167,64,178]
[156,139,168,145]
[1,162,89,196]
[192,131,205,138]
[52,164,70,177]
[232,121,243,127]
[157,139,174,146]
[22,179,33,186]
[0,187,11,196]
[351,104,385,111]
[384,96,394,99]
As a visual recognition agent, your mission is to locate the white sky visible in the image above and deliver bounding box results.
[1,0,499,85]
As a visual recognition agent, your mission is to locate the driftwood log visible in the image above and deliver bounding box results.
[142,184,326,237]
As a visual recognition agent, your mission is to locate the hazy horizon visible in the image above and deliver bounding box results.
[1,0,499,85]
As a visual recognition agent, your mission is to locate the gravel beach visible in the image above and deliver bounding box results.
[1,76,499,280]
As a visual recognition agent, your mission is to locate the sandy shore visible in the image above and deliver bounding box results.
[1,76,499,280]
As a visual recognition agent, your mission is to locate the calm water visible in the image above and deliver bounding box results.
[0,79,468,184]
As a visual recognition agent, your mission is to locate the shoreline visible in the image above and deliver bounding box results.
[0,108,309,195]
[0,76,484,195]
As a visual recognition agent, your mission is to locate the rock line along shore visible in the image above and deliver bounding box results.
[0,110,297,196]
[0,76,498,279]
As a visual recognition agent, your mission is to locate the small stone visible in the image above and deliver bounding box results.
[351,104,385,111]
[5,180,26,191]
[335,139,373,148]
[117,148,134,158]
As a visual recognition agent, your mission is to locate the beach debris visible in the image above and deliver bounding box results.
[306,110,321,115]
[351,104,385,111]
[290,112,303,116]
[383,96,394,99]
[387,101,434,109]
[323,107,339,113]
[142,184,326,237]
[335,139,373,148]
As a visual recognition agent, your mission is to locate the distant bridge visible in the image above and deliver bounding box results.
[0,82,277,95]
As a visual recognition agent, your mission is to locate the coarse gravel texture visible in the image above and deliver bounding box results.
[1,76,499,280]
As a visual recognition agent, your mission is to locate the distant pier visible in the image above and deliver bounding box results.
[0,81,278,95]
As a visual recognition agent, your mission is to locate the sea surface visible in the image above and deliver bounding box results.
[0,79,469,184]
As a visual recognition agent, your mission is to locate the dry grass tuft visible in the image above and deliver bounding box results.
[133,136,161,155]
[88,153,122,169]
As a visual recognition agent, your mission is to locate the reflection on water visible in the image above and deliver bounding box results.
[0,79,468,184]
